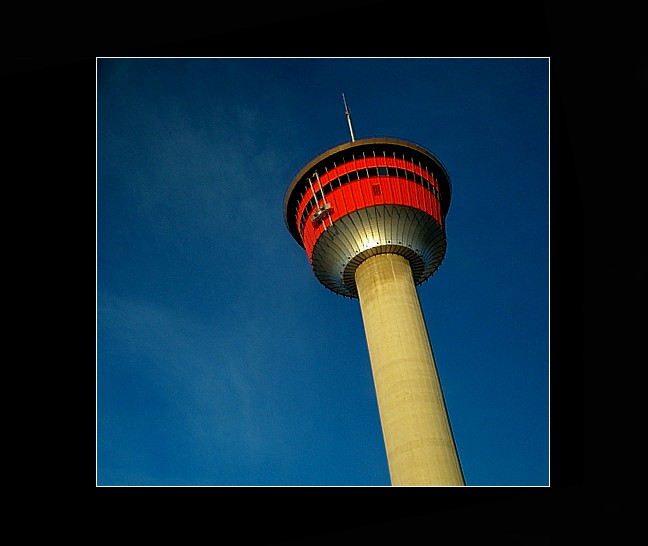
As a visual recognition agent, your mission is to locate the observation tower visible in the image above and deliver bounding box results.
[284,95,464,486]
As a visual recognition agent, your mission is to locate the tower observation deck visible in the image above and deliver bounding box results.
[284,137,452,298]
[284,100,464,486]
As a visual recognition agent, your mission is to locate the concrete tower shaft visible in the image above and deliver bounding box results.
[355,253,464,485]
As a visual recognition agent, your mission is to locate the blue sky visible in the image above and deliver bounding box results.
[96,57,549,486]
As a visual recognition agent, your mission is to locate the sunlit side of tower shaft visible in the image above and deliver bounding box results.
[284,95,464,485]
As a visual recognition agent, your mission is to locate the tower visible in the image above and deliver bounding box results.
[284,96,464,486]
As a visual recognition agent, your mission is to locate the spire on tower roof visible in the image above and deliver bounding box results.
[342,92,356,142]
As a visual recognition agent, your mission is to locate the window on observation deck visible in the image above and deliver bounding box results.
[378,166,388,176]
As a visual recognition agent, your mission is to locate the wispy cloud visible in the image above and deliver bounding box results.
[97,291,299,481]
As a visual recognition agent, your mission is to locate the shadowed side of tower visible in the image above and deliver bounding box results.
[284,135,463,486]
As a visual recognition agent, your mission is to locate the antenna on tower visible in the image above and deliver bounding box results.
[342,92,356,142]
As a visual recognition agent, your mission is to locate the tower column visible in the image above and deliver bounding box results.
[355,253,464,486]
